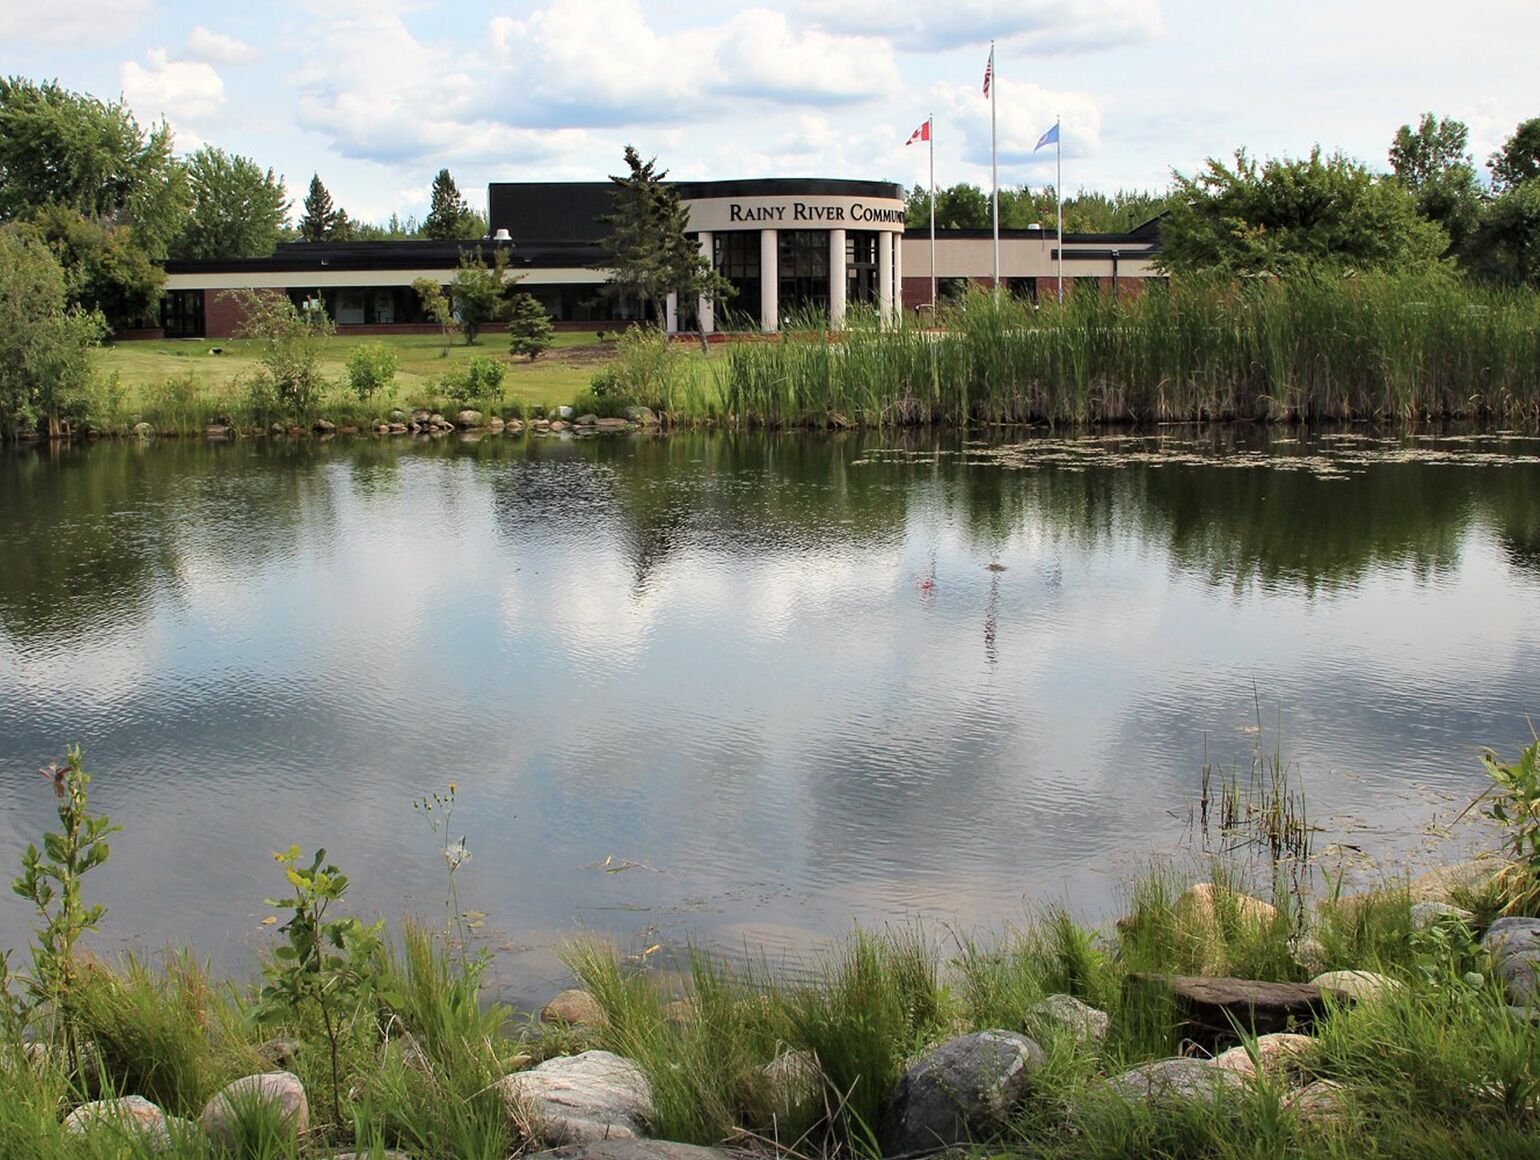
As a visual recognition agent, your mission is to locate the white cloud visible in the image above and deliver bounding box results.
[0,0,152,44]
[186,26,259,65]
[120,49,226,124]
[933,80,1101,171]
[803,0,1163,53]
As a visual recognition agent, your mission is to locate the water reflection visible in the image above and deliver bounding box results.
[1,429,1538,995]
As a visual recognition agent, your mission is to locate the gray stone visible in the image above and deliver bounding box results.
[1481,917,1540,1005]
[594,417,632,432]
[456,409,485,428]
[1409,901,1475,930]
[760,1049,821,1121]
[878,1030,1045,1155]
[1024,994,1110,1046]
[576,413,599,425]
[64,1096,170,1148]
[1104,1057,1245,1104]
[1282,1079,1349,1129]
[131,421,156,438]
[254,1037,301,1068]
[201,1071,309,1147]
[205,424,232,440]
[313,418,336,434]
[505,418,526,433]
[1210,1032,1316,1081]
[623,406,659,426]
[556,405,575,419]
[528,1142,734,1160]
[541,989,606,1027]
[498,1050,653,1145]
[1310,970,1404,1003]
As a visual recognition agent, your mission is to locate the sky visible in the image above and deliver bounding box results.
[2,0,1538,226]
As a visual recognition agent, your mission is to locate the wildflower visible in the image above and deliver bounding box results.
[443,837,471,871]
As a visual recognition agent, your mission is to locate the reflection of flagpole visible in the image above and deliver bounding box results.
[929,114,936,314]
[1055,115,1064,303]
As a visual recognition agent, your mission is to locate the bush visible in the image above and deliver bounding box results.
[589,326,683,412]
[227,289,332,419]
[346,343,398,402]
[440,356,505,405]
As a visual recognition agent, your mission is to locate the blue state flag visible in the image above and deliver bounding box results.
[1035,122,1060,151]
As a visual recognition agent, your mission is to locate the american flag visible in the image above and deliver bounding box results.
[982,48,993,97]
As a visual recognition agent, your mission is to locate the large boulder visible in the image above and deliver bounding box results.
[528,1143,736,1160]
[456,409,485,428]
[1310,971,1404,1004]
[542,989,606,1027]
[1024,994,1110,1046]
[64,1096,171,1148]
[1481,916,1540,1005]
[498,1050,654,1145]
[1282,1079,1350,1129]
[878,1030,1044,1155]
[1104,1058,1246,1104]
[760,1049,821,1122]
[1409,901,1475,930]
[201,1072,309,1147]
[1125,975,1330,1051]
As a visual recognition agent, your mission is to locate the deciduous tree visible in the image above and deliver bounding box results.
[174,147,289,260]
[1489,118,1540,193]
[450,246,520,344]
[27,206,164,331]
[1390,113,1482,253]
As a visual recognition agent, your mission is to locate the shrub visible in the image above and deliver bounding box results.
[346,342,398,402]
[227,289,332,419]
[440,356,505,406]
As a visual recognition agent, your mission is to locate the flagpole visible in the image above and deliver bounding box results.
[989,41,999,297]
[928,115,936,314]
[1055,115,1064,304]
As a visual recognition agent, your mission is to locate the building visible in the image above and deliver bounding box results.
[159,177,1162,340]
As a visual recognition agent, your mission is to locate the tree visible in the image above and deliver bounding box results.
[27,206,164,331]
[174,147,289,260]
[1470,181,1540,286]
[1389,113,1482,253]
[507,292,555,359]
[424,169,479,240]
[602,145,732,348]
[0,225,104,438]
[412,277,458,355]
[227,288,333,417]
[450,246,520,344]
[1157,147,1448,276]
[298,174,350,242]
[1489,118,1540,193]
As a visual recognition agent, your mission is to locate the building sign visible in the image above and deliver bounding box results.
[727,201,906,225]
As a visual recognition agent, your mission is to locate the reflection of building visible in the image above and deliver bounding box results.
[159,178,1161,339]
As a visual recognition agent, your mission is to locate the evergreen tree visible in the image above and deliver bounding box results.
[424,169,476,240]
[506,292,555,359]
[298,174,348,242]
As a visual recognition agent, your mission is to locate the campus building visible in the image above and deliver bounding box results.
[159,178,1162,339]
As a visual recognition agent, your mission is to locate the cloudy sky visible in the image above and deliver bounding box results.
[3,0,1537,224]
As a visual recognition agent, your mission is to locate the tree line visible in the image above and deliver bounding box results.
[906,113,1540,285]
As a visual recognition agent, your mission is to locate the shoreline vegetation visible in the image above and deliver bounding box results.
[6,271,1540,445]
[4,742,1540,1157]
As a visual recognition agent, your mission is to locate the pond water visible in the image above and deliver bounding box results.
[2,429,1539,1000]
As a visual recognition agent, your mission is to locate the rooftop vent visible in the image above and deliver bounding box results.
[492,228,512,242]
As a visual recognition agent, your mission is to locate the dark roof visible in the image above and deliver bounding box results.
[927,227,1160,248]
[163,238,609,275]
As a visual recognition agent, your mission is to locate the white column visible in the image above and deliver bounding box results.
[828,228,847,330]
[665,291,678,335]
[892,231,904,321]
[877,230,894,324]
[696,231,715,335]
[759,229,778,333]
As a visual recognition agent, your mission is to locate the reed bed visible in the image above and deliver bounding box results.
[715,273,1540,428]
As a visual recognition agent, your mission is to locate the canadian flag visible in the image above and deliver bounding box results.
[906,120,931,146]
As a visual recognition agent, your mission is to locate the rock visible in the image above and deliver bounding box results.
[594,417,632,432]
[1289,936,1330,977]
[528,1142,734,1160]
[1409,901,1475,930]
[576,413,599,426]
[505,419,525,433]
[1176,883,1279,941]
[1507,1004,1540,1023]
[622,406,659,426]
[498,1050,653,1145]
[374,423,391,434]
[201,1072,309,1147]
[64,1096,170,1147]
[388,423,408,434]
[131,421,156,438]
[556,405,575,419]
[532,419,551,432]
[429,413,446,425]
[489,416,506,431]
[1125,975,1330,1051]
[878,1030,1044,1155]
[1210,1032,1316,1081]
[205,424,232,440]
[541,989,606,1027]
[389,409,407,421]
[270,422,286,436]
[1282,1079,1349,1129]
[254,1037,301,1069]
[1024,994,1110,1046]
[550,420,569,432]
[1481,917,1540,1005]
[1310,971,1404,1003]
[1104,1057,1246,1104]
[313,418,336,434]
[456,409,485,428]
[1407,859,1500,903]
[760,1049,820,1121]
[410,409,431,423]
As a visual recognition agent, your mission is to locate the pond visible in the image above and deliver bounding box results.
[2,429,1538,1000]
